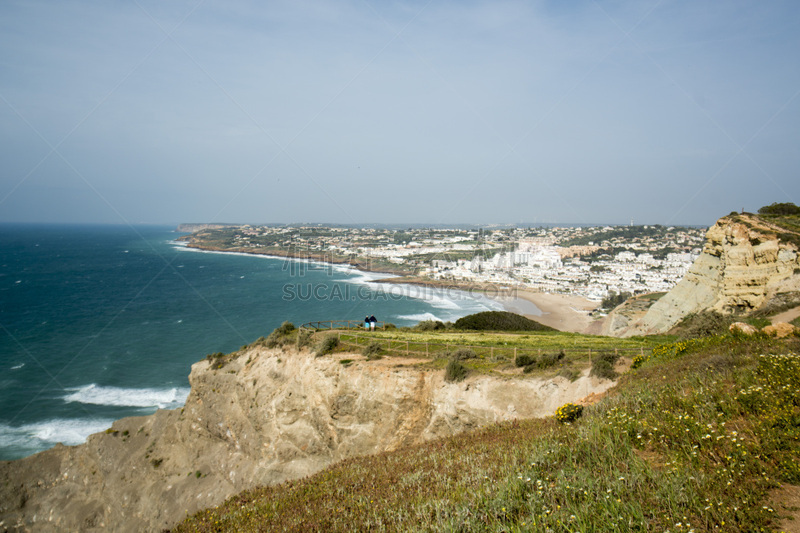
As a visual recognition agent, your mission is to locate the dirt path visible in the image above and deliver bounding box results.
[771,305,800,325]
[771,484,800,533]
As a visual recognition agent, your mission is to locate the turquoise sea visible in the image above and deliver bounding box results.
[0,225,501,460]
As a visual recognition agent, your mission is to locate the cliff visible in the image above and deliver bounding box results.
[616,213,800,336]
[0,345,613,532]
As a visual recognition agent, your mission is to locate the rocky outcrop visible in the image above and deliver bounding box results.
[621,214,800,336]
[0,346,613,532]
[763,322,798,338]
[729,322,759,335]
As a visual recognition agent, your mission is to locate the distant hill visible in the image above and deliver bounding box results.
[454,310,555,331]
[176,223,239,233]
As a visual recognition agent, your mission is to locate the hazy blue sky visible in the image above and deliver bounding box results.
[1,1,798,226]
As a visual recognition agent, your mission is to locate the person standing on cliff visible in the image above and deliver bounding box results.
[365,316,371,330]
[369,315,377,331]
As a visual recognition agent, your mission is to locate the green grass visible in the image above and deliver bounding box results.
[337,329,663,353]
[292,328,671,381]
[173,333,800,532]
[327,329,664,378]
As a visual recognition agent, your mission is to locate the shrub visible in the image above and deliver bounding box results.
[315,334,339,357]
[362,342,383,360]
[555,402,583,423]
[451,348,476,361]
[557,367,580,381]
[601,291,631,310]
[677,311,734,338]
[276,321,296,335]
[414,320,446,331]
[536,351,564,369]
[590,351,619,380]
[206,352,226,370]
[758,202,800,215]
[454,311,554,331]
[297,329,314,349]
[515,354,535,367]
[265,322,297,348]
[444,360,468,382]
[264,332,285,348]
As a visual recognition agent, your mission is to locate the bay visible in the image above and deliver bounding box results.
[0,224,499,459]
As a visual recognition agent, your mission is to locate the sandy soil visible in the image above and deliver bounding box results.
[771,484,800,533]
[771,305,800,325]
[507,290,601,333]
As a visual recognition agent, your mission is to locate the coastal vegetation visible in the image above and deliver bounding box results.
[589,351,620,380]
[758,202,800,216]
[444,359,469,382]
[453,310,555,331]
[600,290,632,311]
[264,321,296,348]
[673,311,781,340]
[361,341,383,360]
[314,334,340,357]
[173,331,800,532]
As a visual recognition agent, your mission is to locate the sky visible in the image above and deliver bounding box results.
[0,0,798,227]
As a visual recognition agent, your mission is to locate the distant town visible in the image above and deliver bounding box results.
[178,223,706,303]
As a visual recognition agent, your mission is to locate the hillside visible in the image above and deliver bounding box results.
[613,212,800,336]
[0,327,649,532]
[172,333,800,532]
[453,310,555,331]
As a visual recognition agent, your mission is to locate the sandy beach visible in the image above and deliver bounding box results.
[499,289,601,334]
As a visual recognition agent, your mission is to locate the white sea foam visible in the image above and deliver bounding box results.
[338,269,396,287]
[396,312,445,322]
[63,384,190,409]
[0,418,114,451]
[173,244,340,270]
[10,363,24,370]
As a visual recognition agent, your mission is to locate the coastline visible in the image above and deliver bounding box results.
[177,239,413,277]
[511,289,601,334]
[176,238,600,333]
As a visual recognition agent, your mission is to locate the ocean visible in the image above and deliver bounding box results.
[0,224,501,460]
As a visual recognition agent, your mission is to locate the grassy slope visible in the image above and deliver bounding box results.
[332,329,667,378]
[174,331,800,532]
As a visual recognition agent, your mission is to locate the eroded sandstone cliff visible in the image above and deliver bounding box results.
[0,345,612,532]
[618,214,800,336]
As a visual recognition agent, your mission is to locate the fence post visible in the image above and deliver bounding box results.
[491,346,494,359]
[514,347,517,359]
[406,340,409,356]
[426,343,429,356]
[640,346,643,356]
